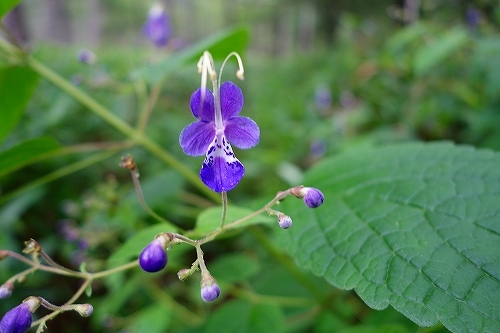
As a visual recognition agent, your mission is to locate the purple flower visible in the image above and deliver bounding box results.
[139,238,168,273]
[142,3,172,48]
[0,303,32,333]
[179,81,260,192]
[466,6,481,29]
[201,283,221,302]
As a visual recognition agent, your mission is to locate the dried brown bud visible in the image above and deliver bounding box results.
[290,185,305,199]
[119,154,136,171]
[23,239,41,254]
[177,269,191,281]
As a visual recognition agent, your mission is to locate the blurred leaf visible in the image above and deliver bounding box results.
[337,324,411,333]
[385,23,427,53]
[94,273,144,323]
[0,0,21,17]
[127,304,171,333]
[209,253,259,283]
[134,27,250,83]
[107,223,177,268]
[413,29,468,76]
[0,66,39,143]
[0,137,60,177]
[0,187,44,228]
[280,142,500,333]
[206,300,285,333]
[193,205,273,235]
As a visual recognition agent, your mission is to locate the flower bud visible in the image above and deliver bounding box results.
[177,269,191,281]
[200,274,220,302]
[77,49,96,65]
[291,186,324,208]
[0,282,14,299]
[22,239,41,254]
[142,3,172,48]
[73,304,93,317]
[0,297,40,333]
[302,187,324,208]
[139,234,171,273]
[277,214,292,229]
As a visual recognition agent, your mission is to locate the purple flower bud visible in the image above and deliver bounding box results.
[314,85,332,110]
[139,238,167,273]
[302,187,325,208]
[304,187,325,208]
[0,282,14,299]
[142,3,172,48]
[0,297,39,333]
[78,49,96,65]
[74,304,94,317]
[278,214,292,229]
[466,6,481,29]
[310,140,326,159]
[201,283,220,302]
[290,186,325,208]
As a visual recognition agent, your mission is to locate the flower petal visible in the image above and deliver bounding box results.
[179,121,216,156]
[220,81,243,120]
[200,132,244,192]
[224,116,260,149]
[190,88,215,122]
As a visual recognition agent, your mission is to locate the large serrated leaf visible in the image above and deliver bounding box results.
[0,137,60,177]
[280,142,500,333]
[133,27,249,84]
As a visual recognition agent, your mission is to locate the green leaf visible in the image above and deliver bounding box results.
[280,142,500,333]
[0,66,39,143]
[0,0,22,18]
[107,223,177,268]
[134,27,250,84]
[209,253,260,283]
[193,205,273,235]
[413,29,468,76]
[385,23,427,53]
[0,137,60,177]
[127,304,171,333]
[206,300,285,333]
[337,324,411,333]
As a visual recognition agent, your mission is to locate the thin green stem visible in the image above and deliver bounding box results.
[23,55,219,202]
[228,285,315,307]
[137,83,161,133]
[128,168,181,229]
[91,260,139,279]
[6,266,38,284]
[0,150,117,206]
[39,247,82,276]
[219,191,228,229]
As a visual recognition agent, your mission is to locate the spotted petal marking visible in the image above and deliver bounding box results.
[200,131,244,192]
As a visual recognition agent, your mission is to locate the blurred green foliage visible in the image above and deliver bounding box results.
[1,1,500,332]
